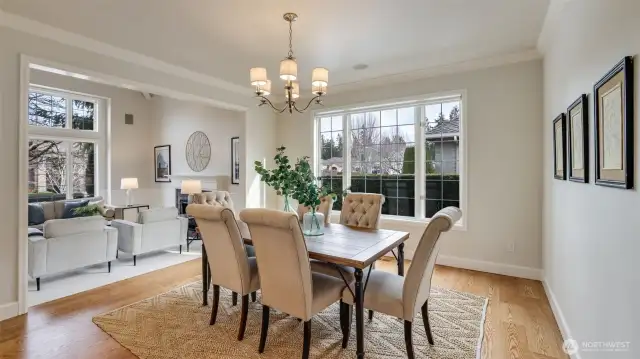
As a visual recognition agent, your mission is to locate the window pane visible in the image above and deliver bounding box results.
[331,132,343,158]
[28,92,67,128]
[72,100,95,130]
[72,142,96,197]
[395,125,415,142]
[442,180,460,201]
[320,117,332,132]
[331,116,343,131]
[381,110,396,126]
[397,107,415,125]
[28,140,67,199]
[397,197,414,216]
[425,199,443,218]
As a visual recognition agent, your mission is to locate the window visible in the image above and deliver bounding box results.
[28,88,100,202]
[316,94,463,220]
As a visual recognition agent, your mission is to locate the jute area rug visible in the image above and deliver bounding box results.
[93,280,487,359]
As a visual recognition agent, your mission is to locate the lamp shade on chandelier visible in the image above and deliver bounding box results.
[250,13,328,114]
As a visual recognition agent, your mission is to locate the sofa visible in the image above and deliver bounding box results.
[110,207,188,265]
[28,196,115,230]
[28,216,118,290]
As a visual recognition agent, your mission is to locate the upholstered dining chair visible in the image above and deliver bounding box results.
[239,208,349,359]
[186,204,260,341]
[296,195,335,225]
[341,206,462,358]
[191,191,255,304]
[309,192,384,280]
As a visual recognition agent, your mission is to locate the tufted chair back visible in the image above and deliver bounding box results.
[339,193,385,229]
[296,195,334,225]
[191,191,235,212]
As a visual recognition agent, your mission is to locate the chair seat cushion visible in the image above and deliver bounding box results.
[342,270,405,320]
[311,272,346,317]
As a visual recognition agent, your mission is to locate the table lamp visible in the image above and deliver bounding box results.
[120,178,138,206]
[181,180,202,195]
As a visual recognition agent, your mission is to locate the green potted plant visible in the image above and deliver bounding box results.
[254,146,298,212]
[72,204,102,217]
[291,155,334,236]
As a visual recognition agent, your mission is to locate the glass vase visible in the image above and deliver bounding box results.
[302,211,324,236]
[283,195,296,214]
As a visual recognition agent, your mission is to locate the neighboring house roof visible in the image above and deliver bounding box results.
[425,118,460,139]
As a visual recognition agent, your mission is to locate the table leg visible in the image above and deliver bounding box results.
[354,268,365,359]
[202,244,209,306]
[397,243,405,276]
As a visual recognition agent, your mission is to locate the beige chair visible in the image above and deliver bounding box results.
[296,195,335,225]
[186,204,260,341]
[310,193,384,283]
[239,208,348,359]
[341,207,462,358]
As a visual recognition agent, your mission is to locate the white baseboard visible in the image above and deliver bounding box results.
[434,254,543,280]
[542,279,581,359]
[0,301,19,322]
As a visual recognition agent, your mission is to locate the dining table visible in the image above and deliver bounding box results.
[200,223,410,359]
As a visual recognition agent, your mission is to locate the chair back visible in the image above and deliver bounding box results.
[339,193,384,229]
[296,195,334,225]
[191,191,235,212]
[239,208,313,320]
[403,207,461,320]
[187,204,252,295]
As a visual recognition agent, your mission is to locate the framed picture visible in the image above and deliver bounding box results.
[231,137,240,185]
[154,145,172,182]
[567,94,589,183]
[553,113,567,180]
[594,56,634,189]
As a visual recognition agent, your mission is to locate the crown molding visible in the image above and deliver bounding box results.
[537,0,572,54]
[0,9,252,97]
[308,48,541,96]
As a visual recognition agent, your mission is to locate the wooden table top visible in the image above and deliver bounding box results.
[244,224,410,269]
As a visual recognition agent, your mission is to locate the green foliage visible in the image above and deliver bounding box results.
[402,147,415,174]
[72,204,102,217]
[290,156,334,210]
[254,146,297,197]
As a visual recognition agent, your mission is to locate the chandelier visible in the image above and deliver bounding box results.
[249,13,328,114]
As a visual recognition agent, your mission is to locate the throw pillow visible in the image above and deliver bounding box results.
[28,227,44,237]
[28,203,45,225]
[62,199,90,219]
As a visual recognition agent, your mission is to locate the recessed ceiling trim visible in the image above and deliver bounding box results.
[0,9,252,97]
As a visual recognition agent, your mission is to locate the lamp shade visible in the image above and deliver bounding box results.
[250,67,267,86]
[312,67,328,87]
[279,59,297,81]
[261,80,271,96]
[181,180,202,195]
[286,82,300,99]
[120,178,139,190]
[312,83,327,95]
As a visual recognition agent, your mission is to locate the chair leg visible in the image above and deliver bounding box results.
[107,261,111,273]
[179,245,182,254]
[340,301,351,348]
[404,320,415,359]
[421,300,434,345]
[368,309,374,321]
[36,278,40,291]
[210,285,220,325]
[303,319,312,359]
[133,255,137,266]
[251,291,257,303]
[259,305,270,353]
[232,292,238,306]
[237,295,249,341]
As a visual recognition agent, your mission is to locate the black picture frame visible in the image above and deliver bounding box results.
[154,145,172,182]
[567,94,589,183]
[553,113,567,180]
[593,56,634,189]
[231,137,240,185]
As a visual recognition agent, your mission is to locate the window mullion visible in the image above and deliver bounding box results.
[343,114,350,194]
[66,98,72,129]
[415,106,426,219]
[65,142,73,199]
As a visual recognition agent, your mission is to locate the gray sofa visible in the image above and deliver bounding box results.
[28,196,115,230]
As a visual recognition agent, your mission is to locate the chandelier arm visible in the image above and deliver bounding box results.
[257,96,288,114]
[293,96,322,113]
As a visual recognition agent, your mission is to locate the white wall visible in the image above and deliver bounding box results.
[541,1,639,357]
[277,60,543,273]
[149,96,245,208]
[0,26,277,318]
[29,69,157,206]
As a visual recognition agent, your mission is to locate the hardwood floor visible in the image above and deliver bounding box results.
[0,258,567,359]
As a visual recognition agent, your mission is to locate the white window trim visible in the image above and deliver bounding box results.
[27,86,103,199]
[314,90,468,230]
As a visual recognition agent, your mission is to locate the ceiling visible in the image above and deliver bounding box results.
[2,0,550,91]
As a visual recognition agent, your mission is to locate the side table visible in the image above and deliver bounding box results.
[108,204,150,222]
